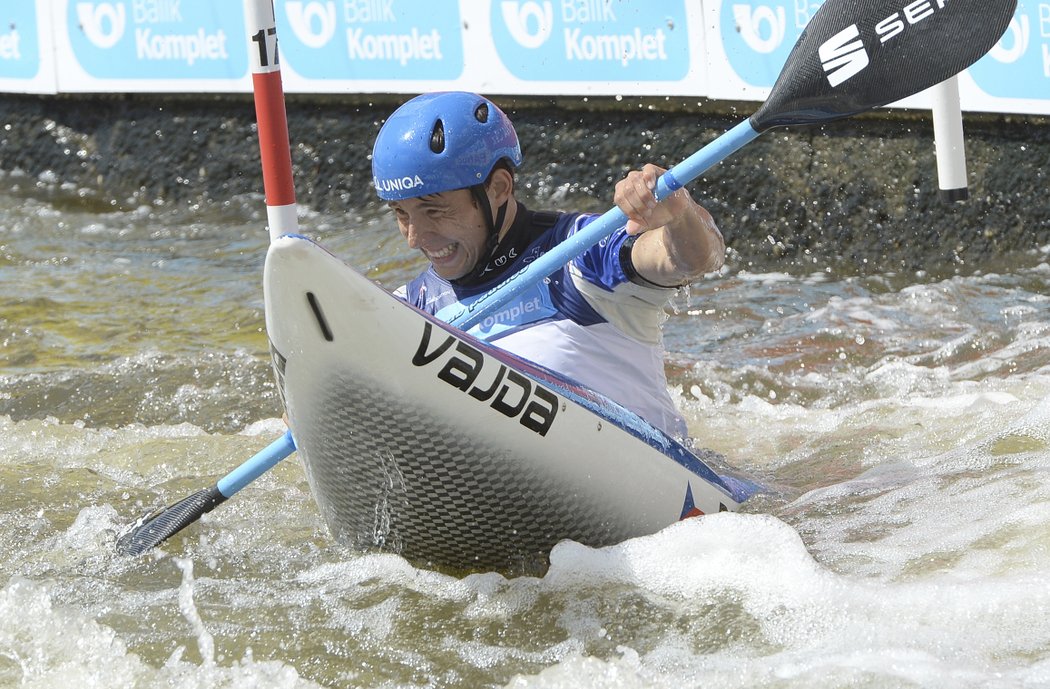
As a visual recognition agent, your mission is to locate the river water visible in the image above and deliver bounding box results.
[3,166,1050,688]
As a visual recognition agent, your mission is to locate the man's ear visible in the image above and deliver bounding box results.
[486,167,514,206]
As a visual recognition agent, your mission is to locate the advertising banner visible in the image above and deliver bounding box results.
[54,0,249,91]
[706,0,820,100]
[964,1,1050,115]
[275,0,706,96]
[6,0,1048,115]
[485,0,703,94]
[275,0,465,91]
[0,2,57,93]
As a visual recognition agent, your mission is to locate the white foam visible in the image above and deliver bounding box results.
[496,511,1050,688]
[0,578,321,688]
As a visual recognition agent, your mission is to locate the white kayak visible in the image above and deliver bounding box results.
[264,233,759,571]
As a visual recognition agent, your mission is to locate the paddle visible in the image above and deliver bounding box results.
[116,0,298,556]
[116,431,296,555]
[117,0,1016,555]
[448,0,1017,330]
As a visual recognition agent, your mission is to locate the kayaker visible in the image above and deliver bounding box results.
[372,91,724,438]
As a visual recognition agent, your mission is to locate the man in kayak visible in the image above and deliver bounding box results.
[372,91,724,439]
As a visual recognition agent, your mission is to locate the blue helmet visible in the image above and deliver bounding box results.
[372,92,523,201]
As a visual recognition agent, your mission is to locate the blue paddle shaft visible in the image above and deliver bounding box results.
[217,429,297,497]
[450,119,760,331]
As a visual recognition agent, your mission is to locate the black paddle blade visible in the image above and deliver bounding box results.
[751,0,1017,131]
[116,486,226,556]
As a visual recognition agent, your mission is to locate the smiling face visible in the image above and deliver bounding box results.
[389,189,489,280]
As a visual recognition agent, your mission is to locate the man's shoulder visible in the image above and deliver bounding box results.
[524,209,577,244]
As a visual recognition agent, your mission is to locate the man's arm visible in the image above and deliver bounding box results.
[613,163,725,287]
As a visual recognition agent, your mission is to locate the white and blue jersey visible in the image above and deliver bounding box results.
[396,209,687,438]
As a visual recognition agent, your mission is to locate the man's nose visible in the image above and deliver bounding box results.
[402,216,432,249]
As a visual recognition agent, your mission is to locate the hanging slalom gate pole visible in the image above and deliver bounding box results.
[246,0,300,240]
[930,76,970,203]
[116,0,300,556]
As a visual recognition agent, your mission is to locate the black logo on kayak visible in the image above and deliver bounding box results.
[412,322,558,436]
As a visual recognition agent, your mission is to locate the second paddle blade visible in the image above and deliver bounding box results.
[751,0,1017,131]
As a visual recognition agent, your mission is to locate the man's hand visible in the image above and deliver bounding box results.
[614,164,694,236]
[614,163,725,286]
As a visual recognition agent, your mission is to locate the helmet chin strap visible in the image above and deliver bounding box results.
[469,183,509,239]
[455,185,511,286]
[466,184,506,259]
